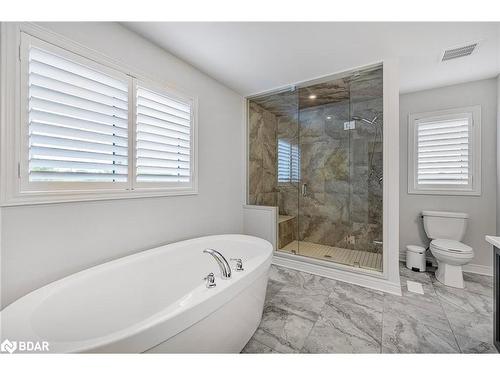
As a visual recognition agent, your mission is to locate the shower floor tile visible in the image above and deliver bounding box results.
[279,240,382,271]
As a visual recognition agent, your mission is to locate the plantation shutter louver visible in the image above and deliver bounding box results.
[136,86,192,183]
[27,46,129,182]
[416,116,470,186]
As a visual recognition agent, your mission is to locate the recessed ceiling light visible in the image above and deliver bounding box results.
[326,116,332,120]
[308,94,317,99]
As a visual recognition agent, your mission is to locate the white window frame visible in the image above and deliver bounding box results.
[0,23,198,206]
[407,105,481,196]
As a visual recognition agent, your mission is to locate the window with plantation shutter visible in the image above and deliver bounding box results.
[278,138,300,184]
[408,107,481,196]
[416,117,470,186]
[135,85,193,186]
[10,31,198,205]
[26,45,130,184]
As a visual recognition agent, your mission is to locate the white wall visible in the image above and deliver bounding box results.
[0,22,245,308]
[399,78,498,271]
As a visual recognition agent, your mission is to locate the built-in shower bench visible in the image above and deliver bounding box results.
[278,214,297,249]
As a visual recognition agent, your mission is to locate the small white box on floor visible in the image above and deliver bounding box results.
[406,280,425,294]
[406,245,426,272]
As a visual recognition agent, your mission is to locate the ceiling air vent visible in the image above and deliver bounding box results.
[441,42,478,62]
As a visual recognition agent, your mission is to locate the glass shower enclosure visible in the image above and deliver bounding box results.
[247,64,383,272]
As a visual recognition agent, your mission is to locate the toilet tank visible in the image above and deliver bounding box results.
[422,210,469,241]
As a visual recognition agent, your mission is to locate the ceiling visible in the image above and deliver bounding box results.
[123,22,500,96]
[251,64,383,117]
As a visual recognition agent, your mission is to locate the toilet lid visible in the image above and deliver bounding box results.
[431,239,473,254]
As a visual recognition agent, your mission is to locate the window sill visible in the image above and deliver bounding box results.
[0,187,199,207]
[407,188,481,197]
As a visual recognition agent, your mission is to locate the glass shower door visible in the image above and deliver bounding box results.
[296,65,384,272]
[296,79,352,263]
[347,67,384,270]
[275,90,300,255]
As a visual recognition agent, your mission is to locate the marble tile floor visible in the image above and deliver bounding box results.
[242,263,497,354]
[280,240,383,272]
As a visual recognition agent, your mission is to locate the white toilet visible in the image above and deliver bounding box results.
[421,210,474,288]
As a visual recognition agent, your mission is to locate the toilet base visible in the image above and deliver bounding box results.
[435,261,465,288]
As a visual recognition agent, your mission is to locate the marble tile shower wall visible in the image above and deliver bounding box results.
[248,102,279,207]
[248,101,300,219]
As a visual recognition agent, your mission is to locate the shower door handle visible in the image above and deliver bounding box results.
[301,183,307,197]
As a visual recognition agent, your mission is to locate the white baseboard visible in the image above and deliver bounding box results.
[462,263,493,276]
[272,254,402,296]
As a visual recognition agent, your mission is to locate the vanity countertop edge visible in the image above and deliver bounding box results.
[485,235,500,248]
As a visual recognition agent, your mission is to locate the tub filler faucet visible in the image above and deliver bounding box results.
[203,248,232,279]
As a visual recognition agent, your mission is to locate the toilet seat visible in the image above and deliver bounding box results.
[430,239,473,254]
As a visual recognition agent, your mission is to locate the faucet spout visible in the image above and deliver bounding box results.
[203,248,232,279]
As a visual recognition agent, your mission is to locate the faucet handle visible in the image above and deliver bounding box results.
[230,258,244,272]
[203,272,216,288]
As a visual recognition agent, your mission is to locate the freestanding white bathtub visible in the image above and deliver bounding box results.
[0,234,273,353]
